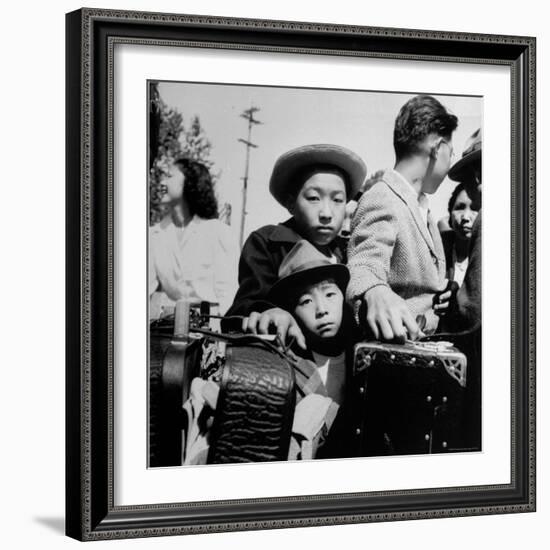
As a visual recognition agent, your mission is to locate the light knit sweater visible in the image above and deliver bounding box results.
[346,169,447,333]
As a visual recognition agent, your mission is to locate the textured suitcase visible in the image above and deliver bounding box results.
[207,342,295,464]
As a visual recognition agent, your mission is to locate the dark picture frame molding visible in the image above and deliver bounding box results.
[66,7,536,541]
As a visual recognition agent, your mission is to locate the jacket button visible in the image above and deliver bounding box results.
[432,256,438,264]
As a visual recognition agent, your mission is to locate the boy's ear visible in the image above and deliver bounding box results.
[429,138,443,159]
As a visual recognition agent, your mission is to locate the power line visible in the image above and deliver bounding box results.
[238,106,262,249]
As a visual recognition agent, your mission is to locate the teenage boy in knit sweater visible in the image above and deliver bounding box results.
[347,95,458,341]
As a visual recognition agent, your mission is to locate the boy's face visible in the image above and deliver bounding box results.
[293,279,344,339]
[289,171,347,246]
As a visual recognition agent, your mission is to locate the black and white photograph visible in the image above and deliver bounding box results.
[147,80,483,467]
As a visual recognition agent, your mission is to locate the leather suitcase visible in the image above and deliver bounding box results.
[149,301,295,466]
[207,342,295,464]
[149,330,202,467]
[350,340,470,456]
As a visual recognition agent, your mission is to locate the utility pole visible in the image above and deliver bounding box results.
[238,106,262,249]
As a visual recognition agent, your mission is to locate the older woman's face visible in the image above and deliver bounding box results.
[163,164,185,203]
[450,189,478,240]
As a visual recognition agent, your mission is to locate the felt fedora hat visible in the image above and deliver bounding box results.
[269,144,367,206]
[268,240,350,308]
[448,128,482,182]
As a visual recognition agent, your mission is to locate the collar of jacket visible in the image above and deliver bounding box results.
[382,169,441,259]
[268,218,346,261]
[266,217,304,243]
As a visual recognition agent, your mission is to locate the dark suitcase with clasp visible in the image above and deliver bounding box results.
[350,340,469,456]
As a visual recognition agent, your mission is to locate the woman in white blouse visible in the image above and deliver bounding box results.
[149,158,238,319]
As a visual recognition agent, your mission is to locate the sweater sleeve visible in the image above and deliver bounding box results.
[346,181,398,302]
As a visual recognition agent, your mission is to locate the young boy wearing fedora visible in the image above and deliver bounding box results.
[182,240,357,463]
[224,143,366,348]
[347,95,458,341]
[267,239,358,459]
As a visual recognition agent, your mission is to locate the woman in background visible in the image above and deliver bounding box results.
[441,181,479,287]
[149,158,238,319]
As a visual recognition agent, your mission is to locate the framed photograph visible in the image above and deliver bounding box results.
[66,7,536,541]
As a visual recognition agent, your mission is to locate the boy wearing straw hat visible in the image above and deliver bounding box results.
[224,144,366,349]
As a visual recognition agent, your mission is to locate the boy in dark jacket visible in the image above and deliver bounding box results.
[225,144,366,348]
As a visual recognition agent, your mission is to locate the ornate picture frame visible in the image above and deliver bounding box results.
[65,8,536,541]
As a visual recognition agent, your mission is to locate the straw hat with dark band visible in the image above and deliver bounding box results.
[448,128,482,182]
[268,240,350,308]
[269,144,367,206]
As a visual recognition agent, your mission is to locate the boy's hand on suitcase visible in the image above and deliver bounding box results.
[364,286,421,343]
[242,308,307,350]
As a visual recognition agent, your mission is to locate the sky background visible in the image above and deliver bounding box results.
[158,81,482,245]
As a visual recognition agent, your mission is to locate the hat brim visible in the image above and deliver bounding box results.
[448,149,481,181]
[269,144,367,206]
[268,263,350,309]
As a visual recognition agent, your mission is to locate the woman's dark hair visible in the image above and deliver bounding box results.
[174,157,218,219]
[393,95,458,162]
